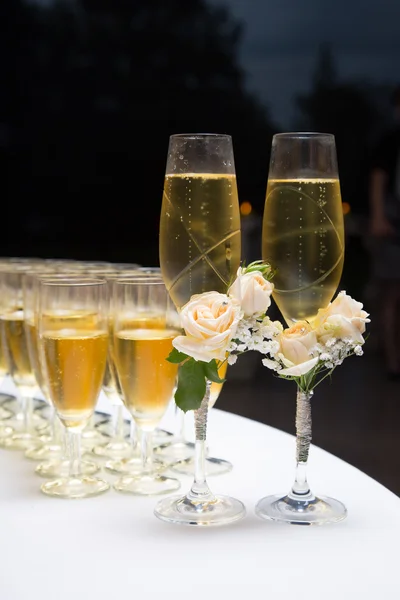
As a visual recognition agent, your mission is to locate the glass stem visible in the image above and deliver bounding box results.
[68,430,82,479]
[188,380,213,500]
[140,429,153,471]
[114,405,124,440]
[48,405,56,439]
[22,396,33,433]
[178,408,185,441]
[290,388,313,497]
[130,418,138,454]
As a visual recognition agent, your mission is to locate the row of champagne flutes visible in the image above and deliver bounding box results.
[0,257,229,499]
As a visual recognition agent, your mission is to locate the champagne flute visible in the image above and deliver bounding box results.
[111,277,181,495]
[155,133,245,526]
[256,132,346,525]
[38,278,110,498]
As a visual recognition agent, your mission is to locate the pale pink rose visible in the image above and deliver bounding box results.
[315,291,370,344]
[277,321,318,376]
[228,269,274,317]
[173,291,243,362]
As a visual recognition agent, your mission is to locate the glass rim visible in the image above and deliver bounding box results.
[113,276,164,286]
[38,277,107,287]
[170,133,231,141]
[273,132,335,140]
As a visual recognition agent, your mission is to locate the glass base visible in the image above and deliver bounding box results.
[155,441,195,462]
[35,459,100,479]
[25,442,63,461]
[255,492,348,525]
[81,428,107,448]
[0,425,13,439]
[0,431,40,451]
[0,405,13,421]
[153,429,174,446]
[154,493,246,527]
[95,419,130,439]
[104,455,168,476]
[114,474,181,496]
[91,439,133,460]
[41,476,110,499]
[172,456,233,477]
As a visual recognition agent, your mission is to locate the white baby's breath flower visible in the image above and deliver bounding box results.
[227,354,238,365]
[354,345,363,356]
[262,358,282,371]
[320,352,332,362]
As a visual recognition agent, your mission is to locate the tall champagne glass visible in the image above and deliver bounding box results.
[38,278,110,498]
[257,132,346,525]
[111,278,181,495]
[155,133,245,526]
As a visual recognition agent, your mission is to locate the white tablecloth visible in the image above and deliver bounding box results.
[0,384,398,599]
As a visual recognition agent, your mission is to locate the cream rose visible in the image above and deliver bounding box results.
[315,291,370,344]
[277,321,318,376]
[172,291,243,362]
[228,269,274,317]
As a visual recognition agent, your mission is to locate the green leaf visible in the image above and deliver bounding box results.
[166,348,188,364]
[175,359,206,412]
[202,359,226,383]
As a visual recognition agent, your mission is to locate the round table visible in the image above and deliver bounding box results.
[0,389,398,599]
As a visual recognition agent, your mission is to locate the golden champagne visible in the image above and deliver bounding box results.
[209,361,228,408]
[114,328,179,431]
[103,314,166,405]
[160,173,241,309]
[1,311,37,394]
[41,329,108,429]
[262,179,345,324]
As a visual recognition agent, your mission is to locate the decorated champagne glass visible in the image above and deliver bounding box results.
[257,132,346,525]
[154,133,245,526]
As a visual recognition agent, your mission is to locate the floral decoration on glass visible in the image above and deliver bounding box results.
[247,291,370,525]
[153,261,274,527]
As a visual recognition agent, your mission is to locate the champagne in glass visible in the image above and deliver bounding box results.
[257,132,347,525]
[155,133,245,527]
[38,278,110,499]
[262,134,345,325]
[159,135,241,309]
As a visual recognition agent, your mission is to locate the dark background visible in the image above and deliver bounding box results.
[3,0,400,494]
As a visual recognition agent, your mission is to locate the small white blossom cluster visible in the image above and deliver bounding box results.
[227,316,282,365]
[308,337,364,370]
